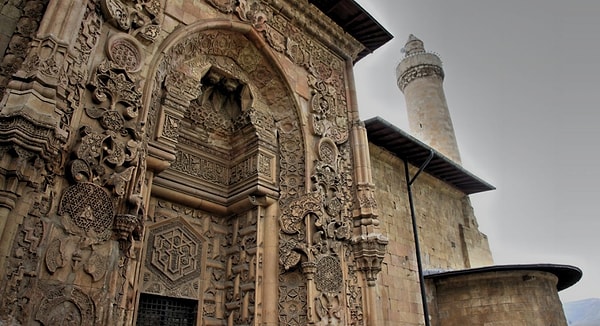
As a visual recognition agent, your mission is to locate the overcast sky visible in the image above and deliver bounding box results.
[353,0,600,302]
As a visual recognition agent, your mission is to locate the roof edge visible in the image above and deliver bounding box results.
[364,116,495,194]
[424,263,583,292]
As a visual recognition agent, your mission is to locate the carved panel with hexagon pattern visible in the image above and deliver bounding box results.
[144,217,205,292]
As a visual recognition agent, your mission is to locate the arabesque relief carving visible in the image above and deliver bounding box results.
[148,29,299,205]
[35,285,95,326]
[66,32,147,252]
[179,5,379,323]
[0,0,388,322]
[100,0,163,43]
[0,0,50,96]
[206,0,268,31]
[278,135,363,325]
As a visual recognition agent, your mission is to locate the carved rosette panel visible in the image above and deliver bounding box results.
[315,255,343,293]
[67,32,147,249]
[145,218,202,289]
[106,34,143,73]
[58,182,115,235]
[100,0,163,43]
[41,183,114,285]
[35,286,95,326]
[199,3,365,321]
[143,21,362,323]
[278,137,359,324]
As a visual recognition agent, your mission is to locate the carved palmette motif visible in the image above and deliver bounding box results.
[69,32,146,217]
[278,138,361,324]
[100,0,162,43]
[207,0,268,31]
[141,13,373,322]
[63,1,103,120]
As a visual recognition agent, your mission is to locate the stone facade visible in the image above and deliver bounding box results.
[0,0,384,325]
[369,143,493,325]
[0,1,574,325]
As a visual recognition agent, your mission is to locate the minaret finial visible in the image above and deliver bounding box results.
[402,34,425,57]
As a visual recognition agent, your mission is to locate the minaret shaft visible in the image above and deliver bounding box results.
[396,35,462,164]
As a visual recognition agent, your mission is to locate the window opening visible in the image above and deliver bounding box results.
[136,293,197,326]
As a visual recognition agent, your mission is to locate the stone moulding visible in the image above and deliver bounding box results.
[225,0,365,61]
[397,64,445,92]
[0,109,65,159]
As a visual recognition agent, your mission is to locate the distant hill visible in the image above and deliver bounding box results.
[564,298,600,326]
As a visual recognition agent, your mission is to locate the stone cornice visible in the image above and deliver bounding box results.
[204,0,365,61]
[397,64,444,92]
[265,0,365,61]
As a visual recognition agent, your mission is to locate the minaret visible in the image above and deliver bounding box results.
[396,35,462,164]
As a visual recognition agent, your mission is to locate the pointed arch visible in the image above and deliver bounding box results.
[141,20,307,212]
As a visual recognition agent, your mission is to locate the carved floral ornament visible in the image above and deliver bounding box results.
[203,0,351,143]
[137,22,371,323]
[146,29,305,206]
[207,0,268,31]
[100,0,163,43]
[35,286,95,326]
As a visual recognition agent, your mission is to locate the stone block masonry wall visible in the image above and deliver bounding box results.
[428,270,568,326]
[369,143,493,324]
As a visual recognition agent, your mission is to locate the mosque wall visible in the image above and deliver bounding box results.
[369,143,493,325]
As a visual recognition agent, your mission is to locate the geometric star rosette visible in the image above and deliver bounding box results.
[146,218,202,289]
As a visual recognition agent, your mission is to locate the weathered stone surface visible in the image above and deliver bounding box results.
[0,1,569,325]
[369,143,494,325]
[427,270,568,326]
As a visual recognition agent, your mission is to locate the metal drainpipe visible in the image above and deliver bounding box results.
[404,149,434,326]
